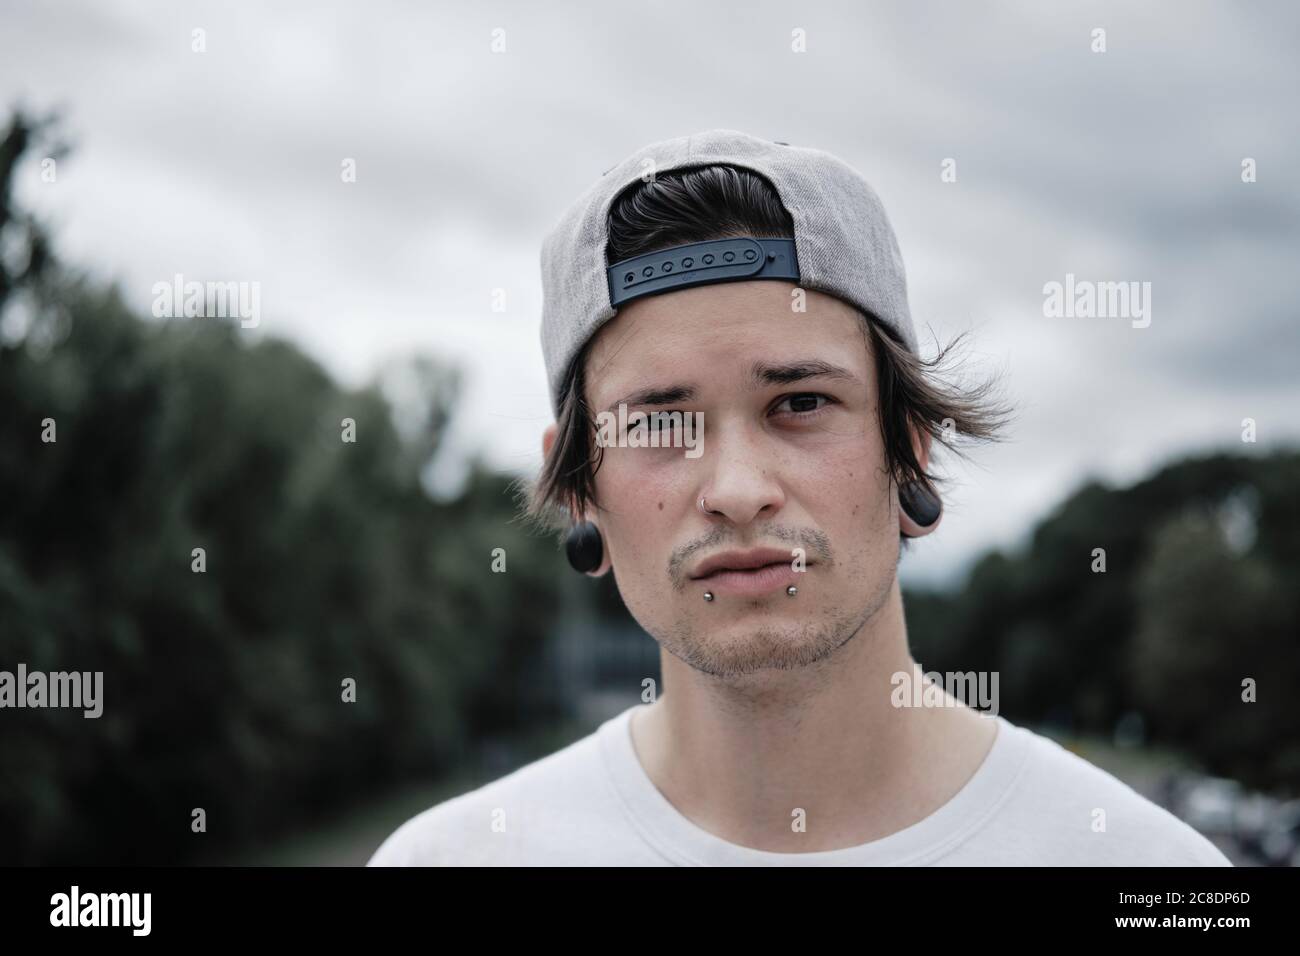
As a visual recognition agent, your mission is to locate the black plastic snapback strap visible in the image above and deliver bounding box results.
[607,236,800,308]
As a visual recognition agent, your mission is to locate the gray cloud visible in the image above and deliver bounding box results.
[3,0,1296,585]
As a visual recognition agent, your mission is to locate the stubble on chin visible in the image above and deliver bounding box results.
[652,564,895,680]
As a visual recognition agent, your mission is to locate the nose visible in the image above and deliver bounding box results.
[697,420,786,526]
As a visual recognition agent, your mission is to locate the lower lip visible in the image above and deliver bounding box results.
[694,562,805,598]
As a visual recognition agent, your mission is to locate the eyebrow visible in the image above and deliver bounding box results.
[603,359,860,413]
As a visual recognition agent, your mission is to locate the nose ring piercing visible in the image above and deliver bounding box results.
[699,497,713,515]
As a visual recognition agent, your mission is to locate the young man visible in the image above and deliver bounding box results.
[369,129,1230,866]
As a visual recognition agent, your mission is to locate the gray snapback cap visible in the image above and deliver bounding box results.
[538,128,916,419]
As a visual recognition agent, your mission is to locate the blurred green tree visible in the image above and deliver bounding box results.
[0,110,567,863]
[906,451,1300,791]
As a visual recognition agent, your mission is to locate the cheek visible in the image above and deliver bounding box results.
[593,453,686,558]
[793,447,896,596]
[798,431,893,526]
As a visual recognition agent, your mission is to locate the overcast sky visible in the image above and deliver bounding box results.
[3,0,1297,586]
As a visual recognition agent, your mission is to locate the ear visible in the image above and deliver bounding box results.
[573,505,613,577]
[911,421,933,474]
[543,422,612,577]
[898,423,942,538]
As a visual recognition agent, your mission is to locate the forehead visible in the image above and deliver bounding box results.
[583,281,871,405]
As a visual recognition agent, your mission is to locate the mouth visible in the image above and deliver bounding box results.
[688,549,809,598]
[695,562,803,598]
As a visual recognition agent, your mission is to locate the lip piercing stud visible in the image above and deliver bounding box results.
[704,587,794,601]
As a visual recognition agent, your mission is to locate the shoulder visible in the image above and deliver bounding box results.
[994,721,1233,866]
[366,721,625,866]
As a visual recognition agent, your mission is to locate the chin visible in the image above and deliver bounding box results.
[675,621,853,678]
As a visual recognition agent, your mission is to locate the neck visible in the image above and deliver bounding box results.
[631,578,997,852]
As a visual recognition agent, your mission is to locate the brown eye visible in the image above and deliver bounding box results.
[775,393,830,415]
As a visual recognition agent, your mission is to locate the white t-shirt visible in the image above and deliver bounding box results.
[367,704,1232,866]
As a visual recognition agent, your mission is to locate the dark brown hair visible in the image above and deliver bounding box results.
[520,164,1011,538]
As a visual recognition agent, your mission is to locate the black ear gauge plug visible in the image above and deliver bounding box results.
[899,480,942,536]
[564,521,604,573]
